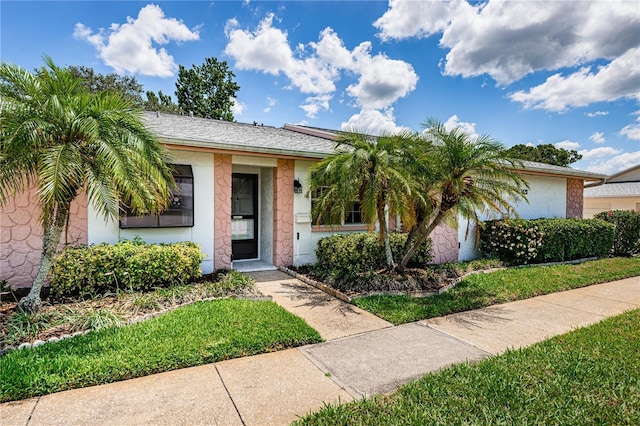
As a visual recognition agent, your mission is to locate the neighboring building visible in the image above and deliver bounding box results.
[0,113,605,288]
[583,164,640,218]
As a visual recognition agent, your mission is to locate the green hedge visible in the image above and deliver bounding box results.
[481,218,613,264]
[315,232,432,278]
[479,219,544,264]
[594,210,640,256]
[49,239,204,299]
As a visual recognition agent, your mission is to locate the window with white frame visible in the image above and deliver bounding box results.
[310,187,363,226]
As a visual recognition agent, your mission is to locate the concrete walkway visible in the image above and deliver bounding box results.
[2,274,638,425]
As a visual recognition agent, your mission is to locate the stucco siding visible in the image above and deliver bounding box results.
[1,187,87,289]
[566,178,584,218]
[87,150,216,274]
[429,223,459,264]
[459,174,569,261]
[273,159,294,266]
[213,154,232,271]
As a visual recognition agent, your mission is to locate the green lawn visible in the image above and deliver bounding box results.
[0,299,322,402]
[353,257,640,324]
[295,308,640,425]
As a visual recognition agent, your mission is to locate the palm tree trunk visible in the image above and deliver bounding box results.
[397,209,449,272]
[19,202,70,313]
[378,203,394,270]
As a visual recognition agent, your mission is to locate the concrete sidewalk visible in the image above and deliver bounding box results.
[2,276,638,425]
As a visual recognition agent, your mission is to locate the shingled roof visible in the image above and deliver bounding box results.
[143,112,607,182]
[283,124,606,181]
[584,182,640,198]
[144,112,337,158]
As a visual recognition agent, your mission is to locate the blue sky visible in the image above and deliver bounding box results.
[2,1,639,174]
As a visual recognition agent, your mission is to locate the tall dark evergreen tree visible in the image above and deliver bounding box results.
[175,57,240,121]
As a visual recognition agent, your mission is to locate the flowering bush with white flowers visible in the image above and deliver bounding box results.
[481,218,614,264]
[480,219,544,265]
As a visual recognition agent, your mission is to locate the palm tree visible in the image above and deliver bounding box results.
[397,119,528,271]
[0,57,174,312]
[308,130,421,268]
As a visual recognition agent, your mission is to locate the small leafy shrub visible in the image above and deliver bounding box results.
[481,218,613,264]
[49,239,205,299]
[594,210,640,256]
[316,232,432,274]
[314,232,432,290]
[480,219,544,264]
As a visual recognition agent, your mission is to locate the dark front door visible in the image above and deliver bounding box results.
[231,173,258,260]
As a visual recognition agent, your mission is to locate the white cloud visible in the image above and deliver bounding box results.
[374,0,463,41]
[555,140,581,150]
[74,4,199,77]
[263,96,277,113]
[299,94,332,118]
[578,146,622,161]
[224,14,417,123]
[224,14,338,93]
[345,53,418,109]
[224,14,294,75]
[585,151,640,174]
[340,108,408,135]
[619,124,640,140]
[374,0,640,112]
[589,132,605,144]
[509,48,640,111]
[585,111,609,117]
[442,115,479,139]
[231,98,246,116]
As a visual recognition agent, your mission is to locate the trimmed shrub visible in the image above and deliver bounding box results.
[479,219,544,265]
[594,210,640,256]
[314,232,432,292]
[315,232,432,285]
[49,239,205,299]
[481,218,613,264]
[534,218,613,262]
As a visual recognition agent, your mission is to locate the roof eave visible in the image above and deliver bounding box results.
[514,162,606,181]
[158,136,328,159]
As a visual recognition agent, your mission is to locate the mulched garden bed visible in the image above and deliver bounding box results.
[283,264,489,300]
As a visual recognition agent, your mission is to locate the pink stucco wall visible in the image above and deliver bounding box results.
[429,223,459,264]
[566,178,584,219]
[214,154,233,270]
[0,187,88,289]
[273,159,294,266]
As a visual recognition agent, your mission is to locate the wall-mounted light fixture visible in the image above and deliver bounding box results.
[293,178,303,193]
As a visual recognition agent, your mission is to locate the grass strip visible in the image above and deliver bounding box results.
[0,299,322,402]
[295,308,640,425]
[353,257,640,324]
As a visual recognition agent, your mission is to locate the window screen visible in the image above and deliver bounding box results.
[120,164,194,228]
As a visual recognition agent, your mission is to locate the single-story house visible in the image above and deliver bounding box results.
[1,112,606,289]
[583,164,640,218]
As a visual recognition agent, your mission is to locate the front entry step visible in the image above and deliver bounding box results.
[232,260,277,272]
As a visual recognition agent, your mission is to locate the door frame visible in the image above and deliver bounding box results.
[231,173,259,260]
